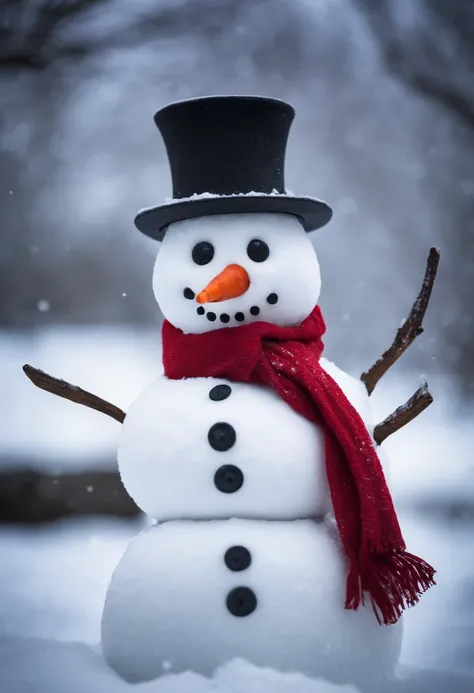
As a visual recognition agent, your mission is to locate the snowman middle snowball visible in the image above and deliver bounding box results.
[153,213,321,333]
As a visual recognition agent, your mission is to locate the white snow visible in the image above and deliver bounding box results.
[161,190,287,205]
[36,300,51,313]
[0,638,362,693]
[153,214,321,333]
[0,519,142,644]
[2,637,474,693]
[138,187,309,213]
[2,327,474,691]
[0,517,472,692]
[118,375,330,521]
[118,357,378,522]
[102,519,401,687]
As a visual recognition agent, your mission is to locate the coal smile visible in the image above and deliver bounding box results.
[184,287,278,324]
[199,307,255,324]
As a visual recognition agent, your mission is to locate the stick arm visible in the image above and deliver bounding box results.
[361,247,440,395]
[23,365,125,424]
[373,380,433,446]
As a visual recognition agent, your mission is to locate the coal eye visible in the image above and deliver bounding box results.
[192,241,214,266]
[247,239,270,263]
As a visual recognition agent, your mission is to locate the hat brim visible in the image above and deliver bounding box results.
[134,194,332,241]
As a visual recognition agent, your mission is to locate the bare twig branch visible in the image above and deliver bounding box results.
[23,365,125,423]
[373,381,433,446]
[361,247,440,394]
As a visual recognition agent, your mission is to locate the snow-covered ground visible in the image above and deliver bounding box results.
[1,327,473,692]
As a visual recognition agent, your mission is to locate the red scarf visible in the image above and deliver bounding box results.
[162,306,435,625]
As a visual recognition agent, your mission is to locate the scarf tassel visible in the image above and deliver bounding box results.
[345,552,436,626]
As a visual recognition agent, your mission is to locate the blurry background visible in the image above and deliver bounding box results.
[0,0,473,690]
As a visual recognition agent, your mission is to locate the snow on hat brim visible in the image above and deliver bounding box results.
[134,192,333,242]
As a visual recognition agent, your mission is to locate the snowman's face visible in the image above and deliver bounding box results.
[153,213,321,333]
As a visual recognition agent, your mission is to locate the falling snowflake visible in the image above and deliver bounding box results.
[37,300,50,313]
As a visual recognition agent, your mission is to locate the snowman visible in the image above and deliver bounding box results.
[99,96,435,690]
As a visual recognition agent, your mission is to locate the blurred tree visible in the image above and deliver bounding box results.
[355,0,474,394]
[0,0,114,69]
[1,0,473,393]
[355,0,474,131]
[0,0,266,70]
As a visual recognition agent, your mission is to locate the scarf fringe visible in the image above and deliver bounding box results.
[345,551,436,625]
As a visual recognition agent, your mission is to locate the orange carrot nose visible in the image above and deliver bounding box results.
[196,264,250,304]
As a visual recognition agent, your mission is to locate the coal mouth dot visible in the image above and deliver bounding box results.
[196,302,267,323]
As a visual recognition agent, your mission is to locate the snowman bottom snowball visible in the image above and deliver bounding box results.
[101,519,402,689]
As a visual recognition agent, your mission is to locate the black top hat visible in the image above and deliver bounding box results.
[135,95,332,241]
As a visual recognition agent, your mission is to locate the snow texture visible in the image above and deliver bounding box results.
[160,188,291,204]
[117,358,376,521]
[102,518,402,687]
[1,515,474,692]
[2,639,474,693]
[3,328,474,690]
[0,637,364,693]
[153,214,321,333]
[138,185,327,213]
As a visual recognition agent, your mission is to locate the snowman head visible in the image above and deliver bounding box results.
[152,213,321,333]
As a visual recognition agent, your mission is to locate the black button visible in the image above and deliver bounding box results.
[209,384,232,401]
[235,312,245,322]
[224,546,251,572]
[197,306,205,315]
[226,587,257,617]
[183,287,195,300]
[208,422,236,451]
[250,306,260,316]
[207,312,217,322]
[266,293,278,305]
[214,465,243,493]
